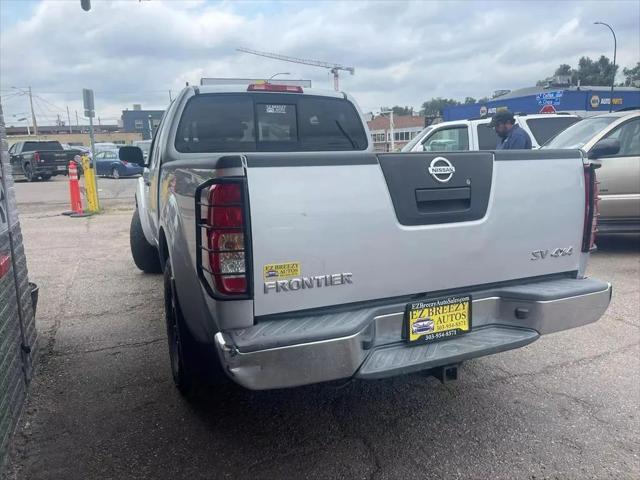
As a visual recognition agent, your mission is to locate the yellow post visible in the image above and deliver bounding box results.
[80,155,100,213]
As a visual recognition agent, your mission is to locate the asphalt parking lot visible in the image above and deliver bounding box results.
[5,177,640,480]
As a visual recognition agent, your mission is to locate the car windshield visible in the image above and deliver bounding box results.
[401,126,432,152]
[544,116,619,149]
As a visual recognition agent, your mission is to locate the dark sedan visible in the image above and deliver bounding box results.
[94,149,144,178]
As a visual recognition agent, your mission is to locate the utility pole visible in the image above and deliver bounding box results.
[28,86,38,136]
[147,115,153,140]
[168,89,173,102]
[381,109,395,152]
[75,110,79,127]
[390,110,395,152]
[66,106,72,133]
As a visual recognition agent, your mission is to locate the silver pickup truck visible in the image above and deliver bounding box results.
[125,83,611,395]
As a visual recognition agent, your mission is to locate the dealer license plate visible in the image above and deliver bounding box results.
[405,295,471,344]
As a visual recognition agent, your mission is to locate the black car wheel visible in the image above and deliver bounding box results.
[129,209,162,273]
[164,259,197,396]
[40,174,52,181]
[24,163,36,182]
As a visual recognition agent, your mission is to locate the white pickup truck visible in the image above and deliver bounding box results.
[125,83,611,395]
[402,114,580,152]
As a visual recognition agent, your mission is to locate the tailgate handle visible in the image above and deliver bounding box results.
[415,187,471,214]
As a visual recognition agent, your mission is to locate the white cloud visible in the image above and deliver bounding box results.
[0,0,638,125]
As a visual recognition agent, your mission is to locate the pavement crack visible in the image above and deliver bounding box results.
[477,342,640,386]
[50,338,165,357]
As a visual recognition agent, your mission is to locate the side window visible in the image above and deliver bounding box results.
[422,127,469,152]
[604,118,640,156]
[95,152,104,159]
[148,112,167,168]
[8,144,16,154]
[477,124,499,150]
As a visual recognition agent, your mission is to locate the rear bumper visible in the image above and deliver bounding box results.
[34,164,67,175]
[597,218,640,234]
[215,277,612,390]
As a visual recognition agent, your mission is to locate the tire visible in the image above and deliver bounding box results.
[24,163,36,182]
[129,209,162,273]
[40,174,52,181]
[164,259,198,396]
[111,167,120,179]
[164,259,229,397]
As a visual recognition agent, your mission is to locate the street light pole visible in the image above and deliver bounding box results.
[268,72,290,82]
[594,21,617,113]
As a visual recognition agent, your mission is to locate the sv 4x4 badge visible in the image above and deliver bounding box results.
[530,246,573,260]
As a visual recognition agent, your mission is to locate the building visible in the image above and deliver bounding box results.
[6,129,142,148]
[444,85,640,121]
[121,105,164,140]
[367,115,426,152]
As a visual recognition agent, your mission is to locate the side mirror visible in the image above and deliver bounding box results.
[119,146,145,167]
[588,138,620,159]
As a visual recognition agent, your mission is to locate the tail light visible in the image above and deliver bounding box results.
[247,83,303,93]
[205,182,248,295]
[34,152,41,163]
[582,164,600,252]
[121,160,129,165]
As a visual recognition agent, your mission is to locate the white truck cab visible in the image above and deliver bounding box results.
[402,114,581,152]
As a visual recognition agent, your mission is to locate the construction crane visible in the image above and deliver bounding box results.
[237,47,354,91]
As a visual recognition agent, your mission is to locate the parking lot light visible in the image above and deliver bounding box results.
[594,21,617,113]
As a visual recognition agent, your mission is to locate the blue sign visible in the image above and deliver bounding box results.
[536,90,563,106]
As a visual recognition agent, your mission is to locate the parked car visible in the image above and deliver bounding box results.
[93,142,120,154]
[94,149,143,178]
[544,110,640,233]
[402,113,581,152]
[8,140,82,181]
[126,83,610,396]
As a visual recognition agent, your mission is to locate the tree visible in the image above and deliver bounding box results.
[420,98,460,116]
[380,106,413,116]
[623,62,640,86]
[477,97,490,104]
[576,55,618,86]
[555,64,573,76]
[464,97,476,104]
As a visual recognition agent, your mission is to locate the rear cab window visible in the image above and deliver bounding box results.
[525,117,580,145]
[175,93,368,153]
[22,141,63,152]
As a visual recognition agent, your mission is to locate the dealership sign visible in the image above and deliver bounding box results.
[537,90,563,106]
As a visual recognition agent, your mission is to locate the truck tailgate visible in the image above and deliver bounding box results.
[245,151,586,317]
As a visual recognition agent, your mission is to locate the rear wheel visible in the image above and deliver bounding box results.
[40,174,52,181]
[164,259,229,397]
[111,167,120,179]
[24,163,36,182]
[129,208,162,273]
[164,259,198,396]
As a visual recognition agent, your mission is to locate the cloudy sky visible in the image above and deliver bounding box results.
[1,0,638,127]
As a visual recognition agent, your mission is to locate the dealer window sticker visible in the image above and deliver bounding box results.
[265,104,287,114]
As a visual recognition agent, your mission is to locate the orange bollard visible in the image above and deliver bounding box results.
[69,161,83,214]
[63,161,90,217]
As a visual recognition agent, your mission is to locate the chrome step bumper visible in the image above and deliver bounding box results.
[215,277,612,390]
[356,326,538,379]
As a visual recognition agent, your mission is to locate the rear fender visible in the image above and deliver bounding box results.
[135,176,155,245]
[163,191,219,343]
